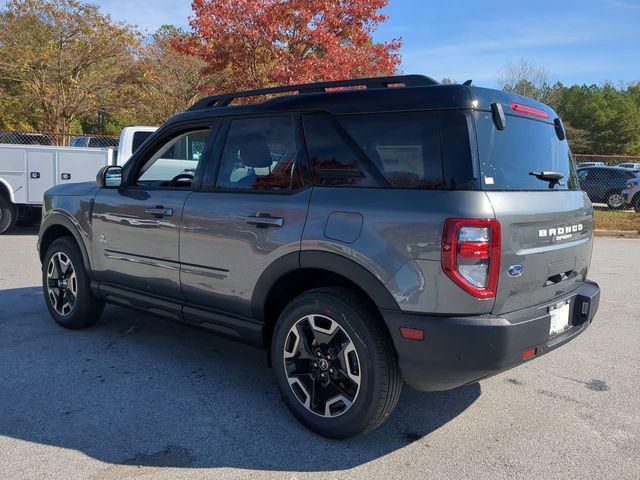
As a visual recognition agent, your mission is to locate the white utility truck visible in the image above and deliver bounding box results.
[0,126,156,234]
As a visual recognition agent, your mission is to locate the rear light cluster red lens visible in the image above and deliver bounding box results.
[441,219,501,299]
[510,102,549,119]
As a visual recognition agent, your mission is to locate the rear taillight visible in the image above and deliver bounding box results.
[442,219,501,299]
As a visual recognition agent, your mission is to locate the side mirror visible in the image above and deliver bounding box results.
[96,165,123,188]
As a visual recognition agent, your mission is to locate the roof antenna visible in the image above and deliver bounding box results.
[463,79,472,86]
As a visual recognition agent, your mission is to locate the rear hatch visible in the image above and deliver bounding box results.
[473,97,593,314]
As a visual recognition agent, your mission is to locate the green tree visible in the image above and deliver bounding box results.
[0,0,141,136]
[134,25,222,125]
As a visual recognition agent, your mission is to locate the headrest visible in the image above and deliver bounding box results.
[239,135,272,168]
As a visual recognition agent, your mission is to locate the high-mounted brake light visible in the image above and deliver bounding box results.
[442,219,501,299]
[510,102,549,119]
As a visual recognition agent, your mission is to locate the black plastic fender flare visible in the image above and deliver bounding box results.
[251,250,400,322]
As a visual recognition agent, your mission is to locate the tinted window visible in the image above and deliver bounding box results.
[69,137,88,147]
[476,112,579,191]
[132,131,154,154]
[303,111,476,189]
[216,117,302,191]
[302,114,378,187]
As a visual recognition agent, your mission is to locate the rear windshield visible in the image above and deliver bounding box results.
[302,110,476,190]
[475,111,579,191]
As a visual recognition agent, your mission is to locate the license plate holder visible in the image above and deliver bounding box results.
[549,301,571,336]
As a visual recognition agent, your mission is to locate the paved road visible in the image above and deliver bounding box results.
[0,227,639,480]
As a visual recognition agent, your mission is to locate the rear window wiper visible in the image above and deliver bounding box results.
[529,171,564,188]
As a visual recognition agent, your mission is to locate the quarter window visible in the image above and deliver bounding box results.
[303,111,476,189]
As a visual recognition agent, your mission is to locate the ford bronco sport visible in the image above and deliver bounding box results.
[38,75,601,438]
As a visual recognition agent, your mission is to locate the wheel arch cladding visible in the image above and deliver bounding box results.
[39,215,91,271]
[253,250,400,348]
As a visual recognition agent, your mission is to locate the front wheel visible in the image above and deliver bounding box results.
[42,237,104,329]
[271,287,402,438]
[634,196,640,213]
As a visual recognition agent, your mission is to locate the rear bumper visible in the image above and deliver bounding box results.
[382,280,600,392]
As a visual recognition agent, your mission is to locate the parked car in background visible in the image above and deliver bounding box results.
[617,162,640,170]
[0,132,52,145]
[69,135,119,149]
[577,161,605,168]
[577,166,640,209]
[622,177,640,212]
[38,75,600,438]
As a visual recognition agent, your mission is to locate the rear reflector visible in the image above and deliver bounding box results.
[457,241,490,259]
[522,348,537,360]
[400,327,424,341]
[510,102,549,119]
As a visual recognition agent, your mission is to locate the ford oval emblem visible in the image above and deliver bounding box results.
[508,264,524,277]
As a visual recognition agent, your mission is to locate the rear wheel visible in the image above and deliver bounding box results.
[42,237,104,329]
[606,190,624,209]
[0,195,18,234]
[634,196,640,213]
[271,287,402,438]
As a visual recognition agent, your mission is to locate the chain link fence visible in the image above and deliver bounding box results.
[574,154,640,168]
[573,155,640,212]
[0,130,118,148]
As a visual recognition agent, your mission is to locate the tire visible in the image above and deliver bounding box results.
[0,195,18,234]
[42,237,104,329]
[606,190,624,209]
[271,287,402,438]
[634,196,640,214]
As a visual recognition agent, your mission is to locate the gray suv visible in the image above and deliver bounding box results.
[38,75,601,438]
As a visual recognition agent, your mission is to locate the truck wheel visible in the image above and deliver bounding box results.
[0,195,18,234]
[606,191,624,209]
[42,237,104,329]
[271,287,402,438]
[635,196,640,214]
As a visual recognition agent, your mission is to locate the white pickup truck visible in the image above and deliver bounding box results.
[0,126,156,234]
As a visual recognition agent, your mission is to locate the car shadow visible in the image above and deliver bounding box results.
[3,225,39,236]
[0,286,480,473]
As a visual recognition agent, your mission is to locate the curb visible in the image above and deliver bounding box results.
[594,229,639,238]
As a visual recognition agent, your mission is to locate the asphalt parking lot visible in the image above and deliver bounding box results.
[0,227,639,480]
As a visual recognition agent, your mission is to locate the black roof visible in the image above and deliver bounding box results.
[168,74,559,125]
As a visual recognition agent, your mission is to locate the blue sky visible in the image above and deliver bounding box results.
[93,0,640,88]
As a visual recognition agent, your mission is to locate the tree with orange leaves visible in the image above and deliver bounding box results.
[176,0,402,93]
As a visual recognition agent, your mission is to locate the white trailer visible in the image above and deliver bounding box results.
[0,126,156,233]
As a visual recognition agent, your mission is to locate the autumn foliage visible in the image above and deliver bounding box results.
[177,0,402,93]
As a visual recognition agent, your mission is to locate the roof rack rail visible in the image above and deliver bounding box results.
[188,74,439,111]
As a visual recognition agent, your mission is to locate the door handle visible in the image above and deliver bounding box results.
[145,206,173,217]
[245,213,284,228]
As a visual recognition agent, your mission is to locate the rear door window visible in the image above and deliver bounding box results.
[215,116,303,191]
[475,112,579,191]
[303,111,476,189]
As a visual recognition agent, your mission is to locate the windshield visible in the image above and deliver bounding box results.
[475,111,579,191]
